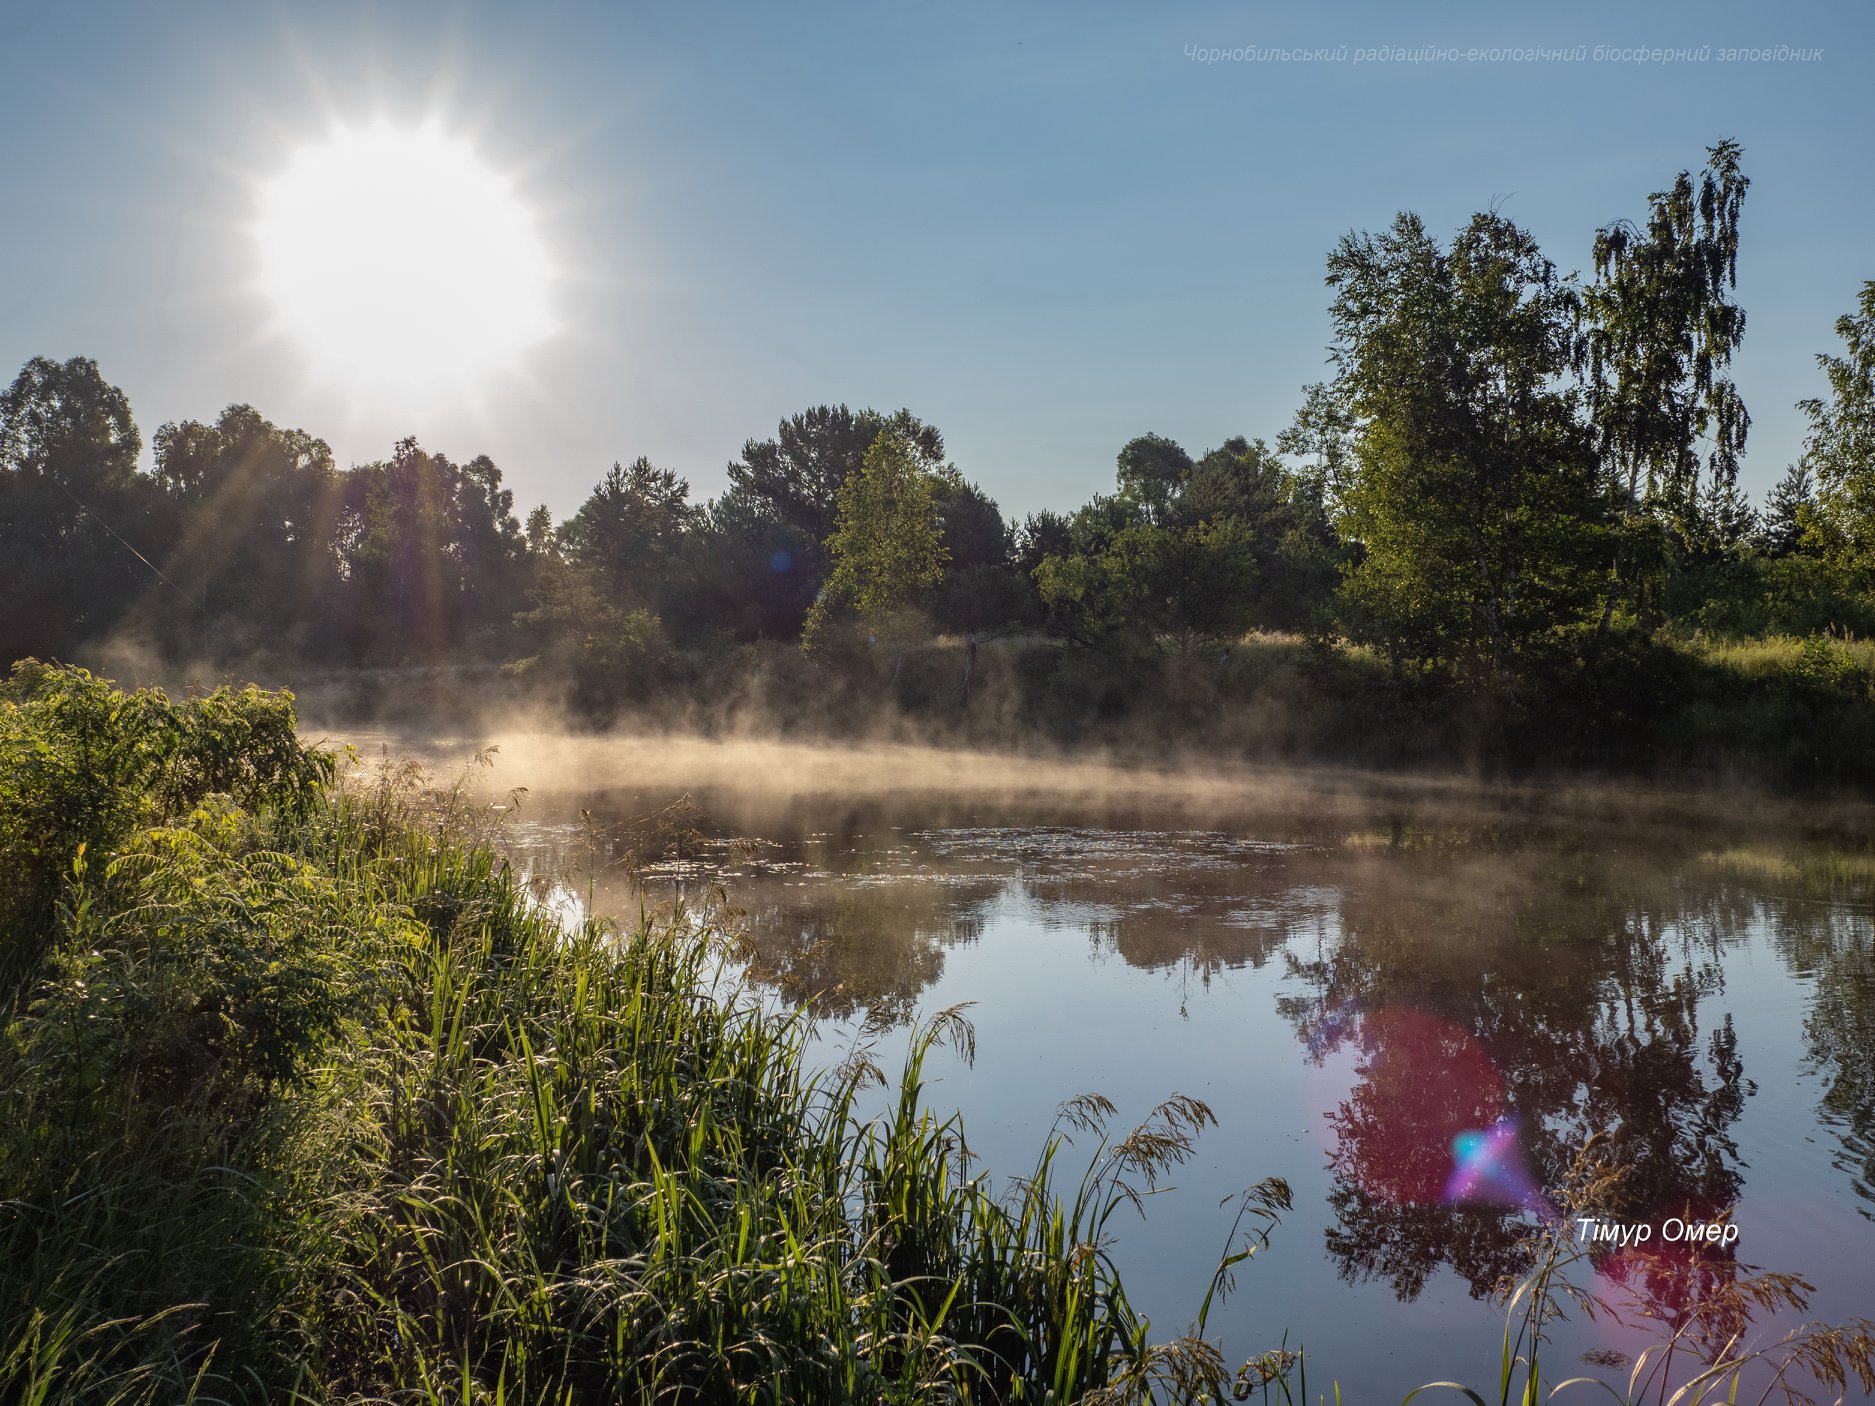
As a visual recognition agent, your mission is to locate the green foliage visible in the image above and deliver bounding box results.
[5,664,1303,1403]
[1037,519,1259,657]
[142,404,346,657]
[0,661,331,996]
[1801,281,1875,583]
[559,454,699,605]
[0,668,369,1399]
[8,663,1875,1404]
[1326,211,1606,694]
[0,357,146,660]
[1759,462,1818,559]
[0,355,140,496]
[804,429,951,650]
[344,437,531,664]
[508,456,693,713]
[1582,141,1752,622]
[1276,382,1355,511]
[1035,435,1335,656]
[727,404,945,554]
[509,571,672,716]
[1114,432,1193,525]
[2,140,1875,773]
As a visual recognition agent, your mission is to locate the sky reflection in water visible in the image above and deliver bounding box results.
[488,771,1875,1402]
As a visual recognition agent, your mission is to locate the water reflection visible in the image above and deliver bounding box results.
[734,876,1001,1022]
[483,773,1875,1394]
[1773,899,1875,1217]
[1278,849,1759,1303]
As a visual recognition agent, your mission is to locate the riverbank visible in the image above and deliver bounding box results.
[91,627,1875,795]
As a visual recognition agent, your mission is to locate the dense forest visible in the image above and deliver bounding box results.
[7,142,1875,781]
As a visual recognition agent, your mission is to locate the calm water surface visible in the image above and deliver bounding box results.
[358,735,1875,1402]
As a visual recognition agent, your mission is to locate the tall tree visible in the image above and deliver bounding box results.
[1581,141,1751,627]
[510,457,697,713]
[1326,211,1604,695]
[559,456,698,609]
[340,439,527,663]
[1757,464,1818,560]
[803,429,949,653]
[1113,433,1192,526]
[725,405,944,556]
[1798,280,1875,581]
[0,356,146,659]
[712,405,945,639]
[931,475,1026,641]
[147,405,344,657]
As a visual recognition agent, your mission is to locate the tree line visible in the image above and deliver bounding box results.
[5,141,1875,727]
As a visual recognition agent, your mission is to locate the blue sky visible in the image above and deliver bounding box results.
[1,0,1869,521]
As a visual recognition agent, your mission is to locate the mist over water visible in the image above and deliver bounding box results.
[334,728,1875,1402]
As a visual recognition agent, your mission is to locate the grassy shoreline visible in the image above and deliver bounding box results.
[89,628,1875,796]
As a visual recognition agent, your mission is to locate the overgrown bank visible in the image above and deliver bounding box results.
[269,627,1875,793]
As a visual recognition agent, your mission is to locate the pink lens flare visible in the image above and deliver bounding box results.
[1324,1006,1555,1217]
[1444,1116,1549,1213]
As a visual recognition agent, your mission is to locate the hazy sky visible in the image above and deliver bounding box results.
[2,0,1869,522]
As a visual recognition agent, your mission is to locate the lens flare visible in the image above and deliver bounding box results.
[1444,1116,1546,1211]
[1323,1006,1550,1215]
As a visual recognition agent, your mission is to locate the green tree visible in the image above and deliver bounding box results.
[1326,211,1605,696]
[930,475,1027,656]
[1581,141,1751,629]
[803,429,949,654]
[1758,464,1818,560]
[1035,439,1264,658]
[1113,432,1192,525]
[340,439,527,663]
[559,455,698,610]
[0,356,140,495]
[1799,280,1875,582]
[1277,381,1356,513]
[0,356,146,660]
[1182,436,1340,630]
[709,405,945,640]
[145,405,344,658]
[509,457,696,713]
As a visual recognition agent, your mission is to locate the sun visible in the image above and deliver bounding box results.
[254,122,554,395]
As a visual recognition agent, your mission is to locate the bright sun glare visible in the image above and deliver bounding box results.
[254,122,554,395]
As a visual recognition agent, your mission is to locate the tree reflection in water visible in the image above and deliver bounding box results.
[1282,845,1759,1305]
[1768,892,1875,1218]
[734,877,1001,1022]
[501,782,1875,1382]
